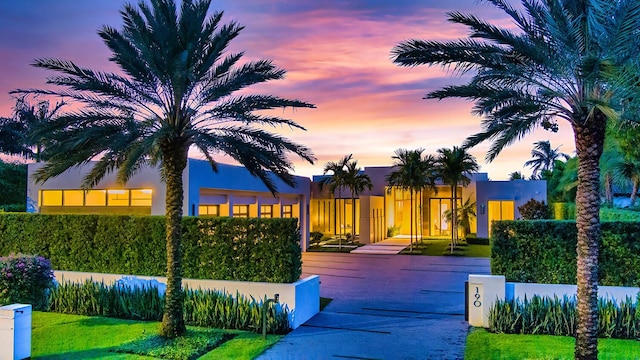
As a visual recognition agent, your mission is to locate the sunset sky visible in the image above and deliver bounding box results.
[0,0,575,180]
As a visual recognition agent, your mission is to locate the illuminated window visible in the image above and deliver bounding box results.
[41,190,63,206]
[260,205,273,218]
[63,190,84,206]
[85,190,107,206]
[282,205,293,218]
[233,205,249,218]
[130,189,152,206]
[199,205,220,216]
[107,189,129,206]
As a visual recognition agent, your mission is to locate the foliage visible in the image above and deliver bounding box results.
[600,207,640,221]
[49,280,290,334]
[518,199,551,220]
[15,0,314,338]
[386,226,400,237]
[0,160,27,207]
[552,202,576,220]
[31,311,281,360]
[545,158,578,203]
[465,234,490,245]
[310,231,324,244]
[524,141,569,177]
[489,295,639,340]
[0,214,302,283]
[443,195,476,238]
[508,171,524,180]
[0,254,54,310]
[465,327,640,360]
[491,221,640,286]
[115,329,233,360]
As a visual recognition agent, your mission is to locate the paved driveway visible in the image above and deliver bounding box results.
[258,252,491,360]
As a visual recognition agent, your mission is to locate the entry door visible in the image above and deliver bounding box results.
[487,200,515,236]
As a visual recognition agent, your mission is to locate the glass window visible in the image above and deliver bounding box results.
[131,189,152,206]
[260,205,273,218]
[199,205,220,216]
[41,190,63,206]
[282,205,293,218]
[107,189,129,206]
[63,190,84,206]
[85,190,106,206]
[233,205,249,218]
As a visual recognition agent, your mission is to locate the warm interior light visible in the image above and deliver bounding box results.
[141,189,153,194]
[107,189,126,194]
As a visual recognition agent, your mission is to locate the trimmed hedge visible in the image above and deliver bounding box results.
[491,220,640,286]
[0,214,301,283]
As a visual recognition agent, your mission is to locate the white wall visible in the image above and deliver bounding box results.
[54,270,320,329]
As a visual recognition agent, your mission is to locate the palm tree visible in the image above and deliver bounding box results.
[508,171,524,180]
[435,147,479,253]
[319,155,351,249]
[443,195,476,239]
[386,149,438,252]
[524,141,569,177]
[343,158,373,240]
[14,0,315,338]
[0,97,65,160]
[392,1,640,357]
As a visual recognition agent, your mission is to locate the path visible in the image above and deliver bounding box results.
[257,252,491,360]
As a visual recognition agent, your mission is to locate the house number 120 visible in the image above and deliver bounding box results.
[473,287,482,307]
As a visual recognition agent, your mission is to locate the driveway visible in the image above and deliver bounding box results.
[258,252,491,360]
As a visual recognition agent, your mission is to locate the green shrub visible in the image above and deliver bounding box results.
[387,226,400,237]
[600,207,640,221]
[48,280,289,334]
[489,294,640,340]
[0,204,26,212]
[0,254,54,310]
[552,202,576,220]
[518,199,551,220]
[465,233,489,245]
[310,231,323,244]
[491,221,640,286]
[0,214,301,283]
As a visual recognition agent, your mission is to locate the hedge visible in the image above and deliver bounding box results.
[0,214,301,283]
[491,220,640,287]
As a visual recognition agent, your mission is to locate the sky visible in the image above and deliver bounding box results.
[0,0,575,180]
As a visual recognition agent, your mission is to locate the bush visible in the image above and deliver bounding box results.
[310,231,323,244]
[48,280,290,334]
[0,214,301,283]
[600,207,640,221]
[387,226,400,237]
[552,202,576,220]
[489,294,639,340]
[0,204,26,212]
[491,220,640,286]
[465,233,490,245]
[518,199,551,220]
[0,254,54,310]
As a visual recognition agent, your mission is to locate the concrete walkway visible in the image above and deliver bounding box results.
[350,237,410,255]
[258,252,491,360]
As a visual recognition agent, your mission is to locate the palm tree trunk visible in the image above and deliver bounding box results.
[409,189,413,253]
[160,145,188,338]
[352,193,356,241]
[630,178,638,207]
[338,189,342,250]
[450,184,456,254]
[573,119,605,360]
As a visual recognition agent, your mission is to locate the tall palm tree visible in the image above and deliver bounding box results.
[392,1,640,357]
[343,158,373,240]
[443,195,476,239]
[524,140,569,177]
[319,155,351,249]
[14,0,315,338]
[435,147,479,252]
[386,149,438,252]
[508,171,524,180]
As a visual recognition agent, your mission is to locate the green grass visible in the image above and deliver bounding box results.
[465,328,640,360]
[32,311,281,359]
[400,239,491,257]
[115,329,232,360]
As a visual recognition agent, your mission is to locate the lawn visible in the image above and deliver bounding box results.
[465,328,640,360]
[32,312,281,359]
[400,238,491,257]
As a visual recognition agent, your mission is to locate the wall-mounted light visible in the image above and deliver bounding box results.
[480,204,485,215]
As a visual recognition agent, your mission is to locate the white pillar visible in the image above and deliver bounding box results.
[468,274,505,328]
[0,304,32,360]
